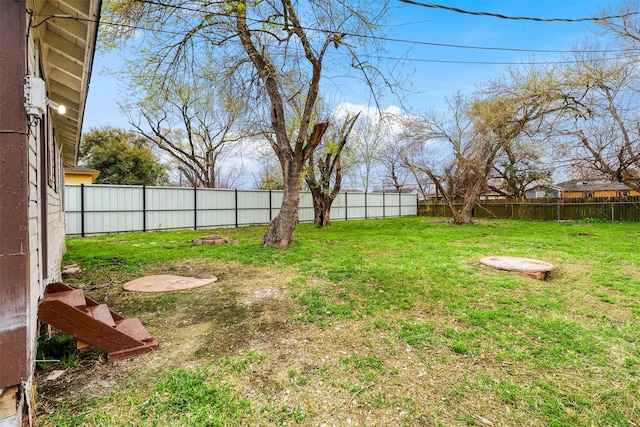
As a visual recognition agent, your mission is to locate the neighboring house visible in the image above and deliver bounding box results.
[64,166,100,184]
[0,1,101,425]
[479,191,506,201]
[557,179,640,199]
[524,185,561,199]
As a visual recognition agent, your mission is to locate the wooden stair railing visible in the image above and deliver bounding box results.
[38,282,159,361]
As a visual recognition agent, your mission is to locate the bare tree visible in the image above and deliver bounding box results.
[120,54,247,188]
[400,95,489,224]
[103,0,394,248]
[379,141,413,192]
[305,113,360,226]
[558,42,640,192]
[348,113,384,192]
[402,67,570,225]
[489,137,553,198]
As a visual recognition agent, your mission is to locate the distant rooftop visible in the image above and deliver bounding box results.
[556,178,632,192]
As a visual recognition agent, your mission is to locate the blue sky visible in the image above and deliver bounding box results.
[82,0,617,133]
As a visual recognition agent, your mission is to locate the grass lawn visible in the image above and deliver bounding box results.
[37,217,640,426]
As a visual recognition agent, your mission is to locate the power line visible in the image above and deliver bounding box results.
[347,32,637,54]
[118,1,640,54]
[352,52,639,66]
[92,17,640,63]
[36,12,637,57]
[32,4,640,67]
[399,0,640,22]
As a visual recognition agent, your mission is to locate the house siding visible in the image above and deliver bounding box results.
[0,2,29,425]
[563,190,640,199]
[2,0,100,423]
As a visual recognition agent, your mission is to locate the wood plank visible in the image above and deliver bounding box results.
[0,386,19,419]
[86,304,116,327]
[38,302,143,352]
[43,289,86,309]
[108,340,159,362]
[115,318,153,342]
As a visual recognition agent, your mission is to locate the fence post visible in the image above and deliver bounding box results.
[235,189,239,228]
[611,203,614,221]
[399,191,402,217]
[142,185,147,232]
[80,183,85,237]
[557,203,560,221]
[365,192,368,219]
[269,190,272,221]
[193,187,198,230]
[383,192,386,218]
[345,192,348,221]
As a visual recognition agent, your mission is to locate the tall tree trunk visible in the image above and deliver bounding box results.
[309,187,327,226]
[322,206,331,226]
[452,199,476,225]
[450,177,485,225]
[264,162,302,248]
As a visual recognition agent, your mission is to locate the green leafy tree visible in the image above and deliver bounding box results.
[80,126,168,185]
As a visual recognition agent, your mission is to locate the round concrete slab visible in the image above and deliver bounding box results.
[479,256,554,279]
[123,275,218,292]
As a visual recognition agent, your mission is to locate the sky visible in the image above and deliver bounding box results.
[82,0,618,133]
[80,0,623,188]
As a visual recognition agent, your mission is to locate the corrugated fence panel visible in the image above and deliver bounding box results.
[402,193,418,216]
[237,190,271,226]
[146,186,194,230]
[85,185,143,234]
[197,188,237,228]
[347,193,366,219]
[298,192,314,223]
[65,185,82,235]
[64,185,418,235]
[330,193,347,222]
[271,191,283,219]
[367,194,384,218]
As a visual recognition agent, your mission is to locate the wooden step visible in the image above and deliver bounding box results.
[115,318,153,342]
[42,289,86,309]
[38,282,159,362]
[86,304,116,327]
[107,339,159,361]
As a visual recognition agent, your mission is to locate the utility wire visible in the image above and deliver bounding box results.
[399,0,640,22]
[35,12,639,57]
[32,1,640,67]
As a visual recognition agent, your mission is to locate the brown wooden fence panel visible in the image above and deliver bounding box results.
[419,198,640,222]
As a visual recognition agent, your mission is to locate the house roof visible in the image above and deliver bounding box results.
[556,178,632,192]
[65,165,100,175]
[31,0,102,166]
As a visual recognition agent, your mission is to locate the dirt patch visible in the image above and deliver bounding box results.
[37,259,300,419]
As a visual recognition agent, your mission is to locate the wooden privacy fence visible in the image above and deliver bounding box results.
[65,185,419,236]
[419,197,640,222]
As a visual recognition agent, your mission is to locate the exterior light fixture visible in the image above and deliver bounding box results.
[47,100,66,115]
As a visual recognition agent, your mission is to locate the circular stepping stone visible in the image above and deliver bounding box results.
[123,275,218,292]
[479,256,554,280]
